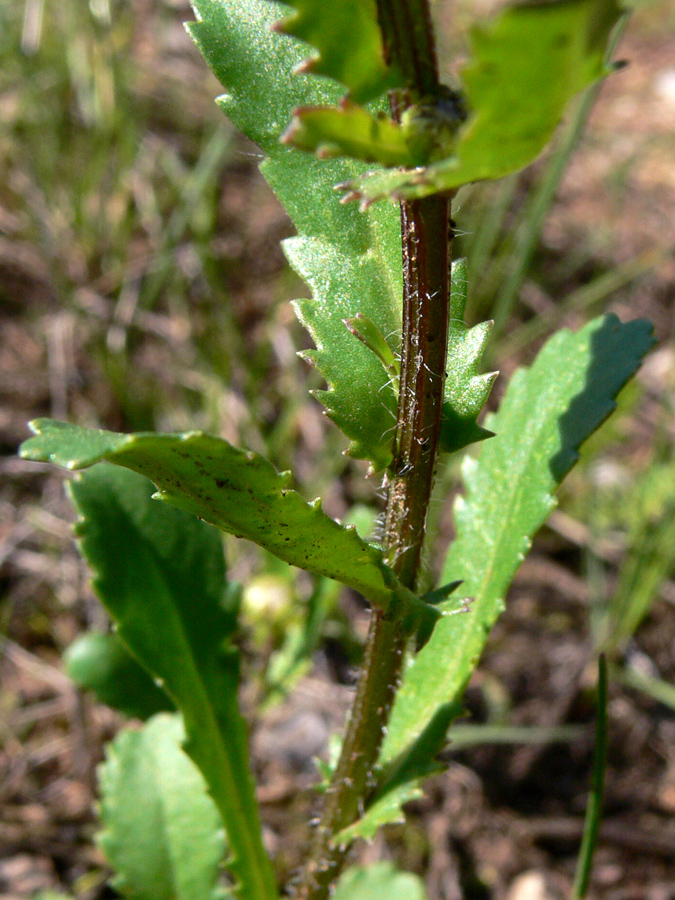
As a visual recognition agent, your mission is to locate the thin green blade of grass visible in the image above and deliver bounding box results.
[603,465,675,655]
[572,654,609,900]
[617,663,675,713]
[139,124,235,311]
[446,723,586,749]
[462,174,518,298]
[491,87,597,333]
[500,247,664,359]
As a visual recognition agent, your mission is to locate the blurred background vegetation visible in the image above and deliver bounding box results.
[1,0,675,896]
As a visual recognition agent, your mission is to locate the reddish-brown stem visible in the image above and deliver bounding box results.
[293,2,452,898]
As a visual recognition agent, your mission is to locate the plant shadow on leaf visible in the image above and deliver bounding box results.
[549,315,655,483]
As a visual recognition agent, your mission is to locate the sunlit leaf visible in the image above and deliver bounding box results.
[98,714,227,900]
[332,863,427,900]
[189,0,402,470]
[336,316,654,837]
[382,315,654,765]
[21,421,434,630]
[282,104,416,167]
[273,0,402,103]
[342,0,622,203]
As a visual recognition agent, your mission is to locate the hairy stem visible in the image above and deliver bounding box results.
[296,199,452,900]
[294,3,451,898]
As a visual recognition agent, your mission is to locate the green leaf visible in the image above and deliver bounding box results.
[341,0,622,203]
[273,0,401,104]
[440,258,496,454]
[332,863,427,900]
[188,0,402,471]
[284,90,466,171]
[21,422,433,629]
[61,463,275,900]
[349,316,654,839]
[333,780,425,845]
[380,315,654,772]
[343,314,399,381]
[64,631,175,720]
[98,713,227,900]
[282,104,416,168]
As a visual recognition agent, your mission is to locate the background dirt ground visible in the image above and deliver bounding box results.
[2,1,675,898]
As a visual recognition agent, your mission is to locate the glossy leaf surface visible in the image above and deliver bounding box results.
[189,0,401,470]
[98,714,227,900]
[274,0,401,103]
[62,464,275,900]
[342,0,622,203]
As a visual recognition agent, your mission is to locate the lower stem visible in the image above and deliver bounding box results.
[295,195,452,900]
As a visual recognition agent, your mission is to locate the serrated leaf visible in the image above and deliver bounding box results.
[282,104,416,168]
[332,863,427,900]
[98,714,227,900]
[379,315,654,775]
[440,259,496,454]
[64,631,174,720]
[273,0,401,104]
[345,316,654,838]
[188,0,402,471]
[341,0,622,203]
[284,91,466,171]
[333,781,425,845]
[60,464,274,900]
[21,422,434,630]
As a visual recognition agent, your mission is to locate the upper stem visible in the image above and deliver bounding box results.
[295,193,452,900]
[376,0,438,97]
[294,3,451,898]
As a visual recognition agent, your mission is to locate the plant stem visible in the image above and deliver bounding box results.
[376,0,438,96]
[296,193,451,900]
[294,4,451,898]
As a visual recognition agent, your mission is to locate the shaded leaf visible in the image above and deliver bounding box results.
[333,780,425,845]
[333,695,451,844]
[343,314,399,381]
[189,0,401,470]
[98,714,227,900]
[64,631,174,720]
[341,0,622,203]
[61,464,274,900]
[21,422,434,630]
[273,0,401,103]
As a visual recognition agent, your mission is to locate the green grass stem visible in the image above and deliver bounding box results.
[571,653,608,900]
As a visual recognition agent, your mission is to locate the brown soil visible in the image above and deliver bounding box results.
[1,3,675,899]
